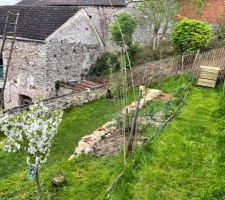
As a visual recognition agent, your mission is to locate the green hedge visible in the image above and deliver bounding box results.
[171,18,212,53]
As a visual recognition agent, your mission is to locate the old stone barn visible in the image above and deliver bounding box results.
[0,0,154,110]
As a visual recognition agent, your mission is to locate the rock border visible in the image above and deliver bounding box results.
[69,89,162,160]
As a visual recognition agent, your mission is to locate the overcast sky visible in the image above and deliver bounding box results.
[0,0,20,6]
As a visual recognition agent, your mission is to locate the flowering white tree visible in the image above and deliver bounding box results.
[0,102,63,199]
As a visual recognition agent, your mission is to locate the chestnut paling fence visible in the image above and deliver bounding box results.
[126,47,225,87]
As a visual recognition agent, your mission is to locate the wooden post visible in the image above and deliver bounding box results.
[126,89,142,156]
[192,49,200,69]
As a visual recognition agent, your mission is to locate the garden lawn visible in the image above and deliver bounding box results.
[110,86,225,199]
[0,98,125,200]
[1,75,225,199]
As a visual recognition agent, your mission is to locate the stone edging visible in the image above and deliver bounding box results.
[5,84,108,114]
[69,89,163,160]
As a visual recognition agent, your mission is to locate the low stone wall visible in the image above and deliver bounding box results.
[5,85,107,114]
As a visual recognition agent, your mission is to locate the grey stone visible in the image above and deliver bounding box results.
[52,172,67,188]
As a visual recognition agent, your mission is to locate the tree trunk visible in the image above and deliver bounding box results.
[36,167,42,200]
[152,35,156,51]
[181,54,184,70]
[156,35,160,51]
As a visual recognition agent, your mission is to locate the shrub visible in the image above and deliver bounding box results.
[55,80,62,91]
[128,44,140,59]
[216,14,225,40]
[87,52,120,77]
[217,30,225,40]
[87,45,141,77]
[111,12,137,48]
[171,18,212,53]
[172,84,190,98]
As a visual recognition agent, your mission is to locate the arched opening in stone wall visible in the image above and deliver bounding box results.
[19,95,32,106]
[0,54,3,80]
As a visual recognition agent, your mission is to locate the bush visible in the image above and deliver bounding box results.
[87,52,120,77]
[111,12,137,47]
[127,44,141,65]
[171,18,212,53]
[87,45,141,77]
[217,29,225,40]
[55,80,62,91]
[172,84,190,98]
[216,14,225,40]
[202,37,225,51]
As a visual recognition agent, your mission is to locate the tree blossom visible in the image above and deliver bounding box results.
[0,102,63,166]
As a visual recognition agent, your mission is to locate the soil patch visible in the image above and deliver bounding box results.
[153,93,174,101]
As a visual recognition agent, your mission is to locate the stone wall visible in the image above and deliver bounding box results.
[84,4,172,49]
[44,9,104,98]
[6,85,107,114]
[1,39,47,109]
[2,9,105,109]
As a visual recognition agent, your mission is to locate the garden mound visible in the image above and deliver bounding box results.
[69,89,167,159]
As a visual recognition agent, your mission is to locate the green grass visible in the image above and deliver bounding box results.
[1,75,225,199]
[110,86,225,199]
[150,73,193,93]
[0,99,114,178]
[0,98,124,199]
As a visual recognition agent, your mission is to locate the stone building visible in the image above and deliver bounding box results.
[0,5,104,109]
[17,0,155,47]
[0,0,154,109]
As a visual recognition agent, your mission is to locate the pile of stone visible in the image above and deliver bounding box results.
[68,120,117,160]
[122,88,163,114]
[69,89,162,160]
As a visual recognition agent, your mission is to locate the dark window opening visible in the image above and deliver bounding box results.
[19,95,32,106]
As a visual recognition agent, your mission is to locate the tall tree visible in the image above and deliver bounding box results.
[111,12,137,48]
[136,0,178,50]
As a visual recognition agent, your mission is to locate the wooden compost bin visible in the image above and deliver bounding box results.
[197,66,221,88]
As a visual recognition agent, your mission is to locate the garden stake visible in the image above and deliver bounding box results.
[126,89,142,156]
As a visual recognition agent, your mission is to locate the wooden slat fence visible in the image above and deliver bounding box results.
[123,47,225,87]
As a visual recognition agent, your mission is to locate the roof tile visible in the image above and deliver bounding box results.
[0,6,80,40]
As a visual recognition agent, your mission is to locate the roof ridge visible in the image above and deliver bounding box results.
[17,0,127,7]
